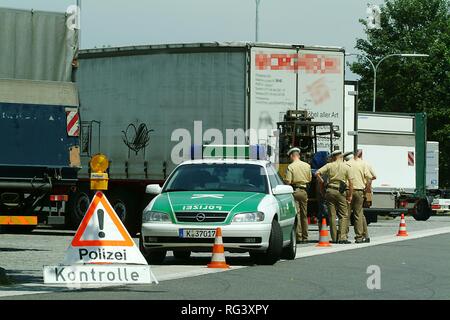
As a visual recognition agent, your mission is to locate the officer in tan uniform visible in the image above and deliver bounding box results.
[315,150,353,244]
[344,151,373,243]
[284,147,312,243]
[356,149,377,241]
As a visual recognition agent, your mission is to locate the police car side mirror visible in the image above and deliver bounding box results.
[272,185,294,195]
[146,184,162,195]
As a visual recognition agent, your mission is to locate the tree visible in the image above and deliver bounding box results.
[350,0,450,188]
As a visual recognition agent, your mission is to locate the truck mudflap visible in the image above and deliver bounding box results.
[0,215,38,225]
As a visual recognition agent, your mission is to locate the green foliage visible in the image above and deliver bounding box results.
[350,0,450,188]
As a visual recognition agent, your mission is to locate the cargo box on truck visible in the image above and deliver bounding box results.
[76,42,347,233]
[357,112,432,221]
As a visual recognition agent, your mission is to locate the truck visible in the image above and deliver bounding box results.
[426,142,450,214]
[74,42,348,233]
[356,112,433,221]
[0,7,80,232]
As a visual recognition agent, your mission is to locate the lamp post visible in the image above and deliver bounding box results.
[346,53,429,112]
[255,0,261,42]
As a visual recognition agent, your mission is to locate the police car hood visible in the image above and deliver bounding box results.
[154,191,266,213]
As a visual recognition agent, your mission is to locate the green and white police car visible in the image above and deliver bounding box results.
[140,145,298,265]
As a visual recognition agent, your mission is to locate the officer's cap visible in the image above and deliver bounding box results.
[343,151,354,159]
[330,150,342,157]
[287,147,301,156]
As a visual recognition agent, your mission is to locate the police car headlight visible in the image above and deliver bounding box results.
[232,212,265,223]
[142,211,171,223]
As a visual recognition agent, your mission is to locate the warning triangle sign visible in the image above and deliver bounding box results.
[71,191,133,247]
[62,191,147,265]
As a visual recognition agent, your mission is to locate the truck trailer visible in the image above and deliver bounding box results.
[0,7,80,231]
[75,42,347,233]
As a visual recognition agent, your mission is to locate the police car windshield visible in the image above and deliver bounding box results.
[164,164,269,193]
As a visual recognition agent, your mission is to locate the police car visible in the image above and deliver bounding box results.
[139,145,298,265]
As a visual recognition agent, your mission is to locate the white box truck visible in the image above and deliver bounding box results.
[357,112,432,221]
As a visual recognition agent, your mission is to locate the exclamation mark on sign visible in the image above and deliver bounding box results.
[97,209,105,238]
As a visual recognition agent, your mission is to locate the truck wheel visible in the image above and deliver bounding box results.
[173,250,191,260]
[413,198,431,221]
[139,235,166,265]
[109,190,139,235]
[250,219,283,265]
[112,199,127,223]
[67,191,90,229]
[281,222,297,260]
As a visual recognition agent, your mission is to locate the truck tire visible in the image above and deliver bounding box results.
[111,199,127,223]
[281,222,297,260]
[66,191,91,229]
[109,190,140,235]
[173,250,191,260]
[250,219,283,265]
[139,235,166,265]
[413,198,431,221]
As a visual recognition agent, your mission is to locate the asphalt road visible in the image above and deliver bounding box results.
[1,218,450,300]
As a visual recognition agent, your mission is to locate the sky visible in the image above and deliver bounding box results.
[0,0,386,79]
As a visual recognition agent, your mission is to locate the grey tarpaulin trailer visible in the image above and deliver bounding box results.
[76,42,346,233]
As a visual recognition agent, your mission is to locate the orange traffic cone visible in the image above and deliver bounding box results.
[397,213,409,236]
[207,227,230,268]
[316,218,332,247]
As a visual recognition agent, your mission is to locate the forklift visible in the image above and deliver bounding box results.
[276,110,340,223]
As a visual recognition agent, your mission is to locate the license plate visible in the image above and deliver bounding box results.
[179,229,216,238]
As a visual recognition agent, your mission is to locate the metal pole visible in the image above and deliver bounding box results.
[347,53,428,113]
[372,67,377,112]
[77,0,81,40]
[255,0,261,42]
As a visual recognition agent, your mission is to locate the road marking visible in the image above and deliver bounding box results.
[1,226,449,298]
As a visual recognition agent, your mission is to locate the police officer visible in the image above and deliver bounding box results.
[344,151,372,243]
[355,149,377,242]
[315,150,353,244]
[284,147,312,243]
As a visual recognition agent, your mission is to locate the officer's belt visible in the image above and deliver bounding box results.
[293,185,307,190]
[327,185,340,190]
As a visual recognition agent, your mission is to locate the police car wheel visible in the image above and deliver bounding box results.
[173,250,191,260]
[250,219,283,265]
[145,250,167,265]
[139,235,166,264]
[281,222,297,260]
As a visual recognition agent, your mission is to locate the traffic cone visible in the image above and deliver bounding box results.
[207,227,229,268]
[396,213,409,236]
[316,218,332,247]
[307,217,311,224]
